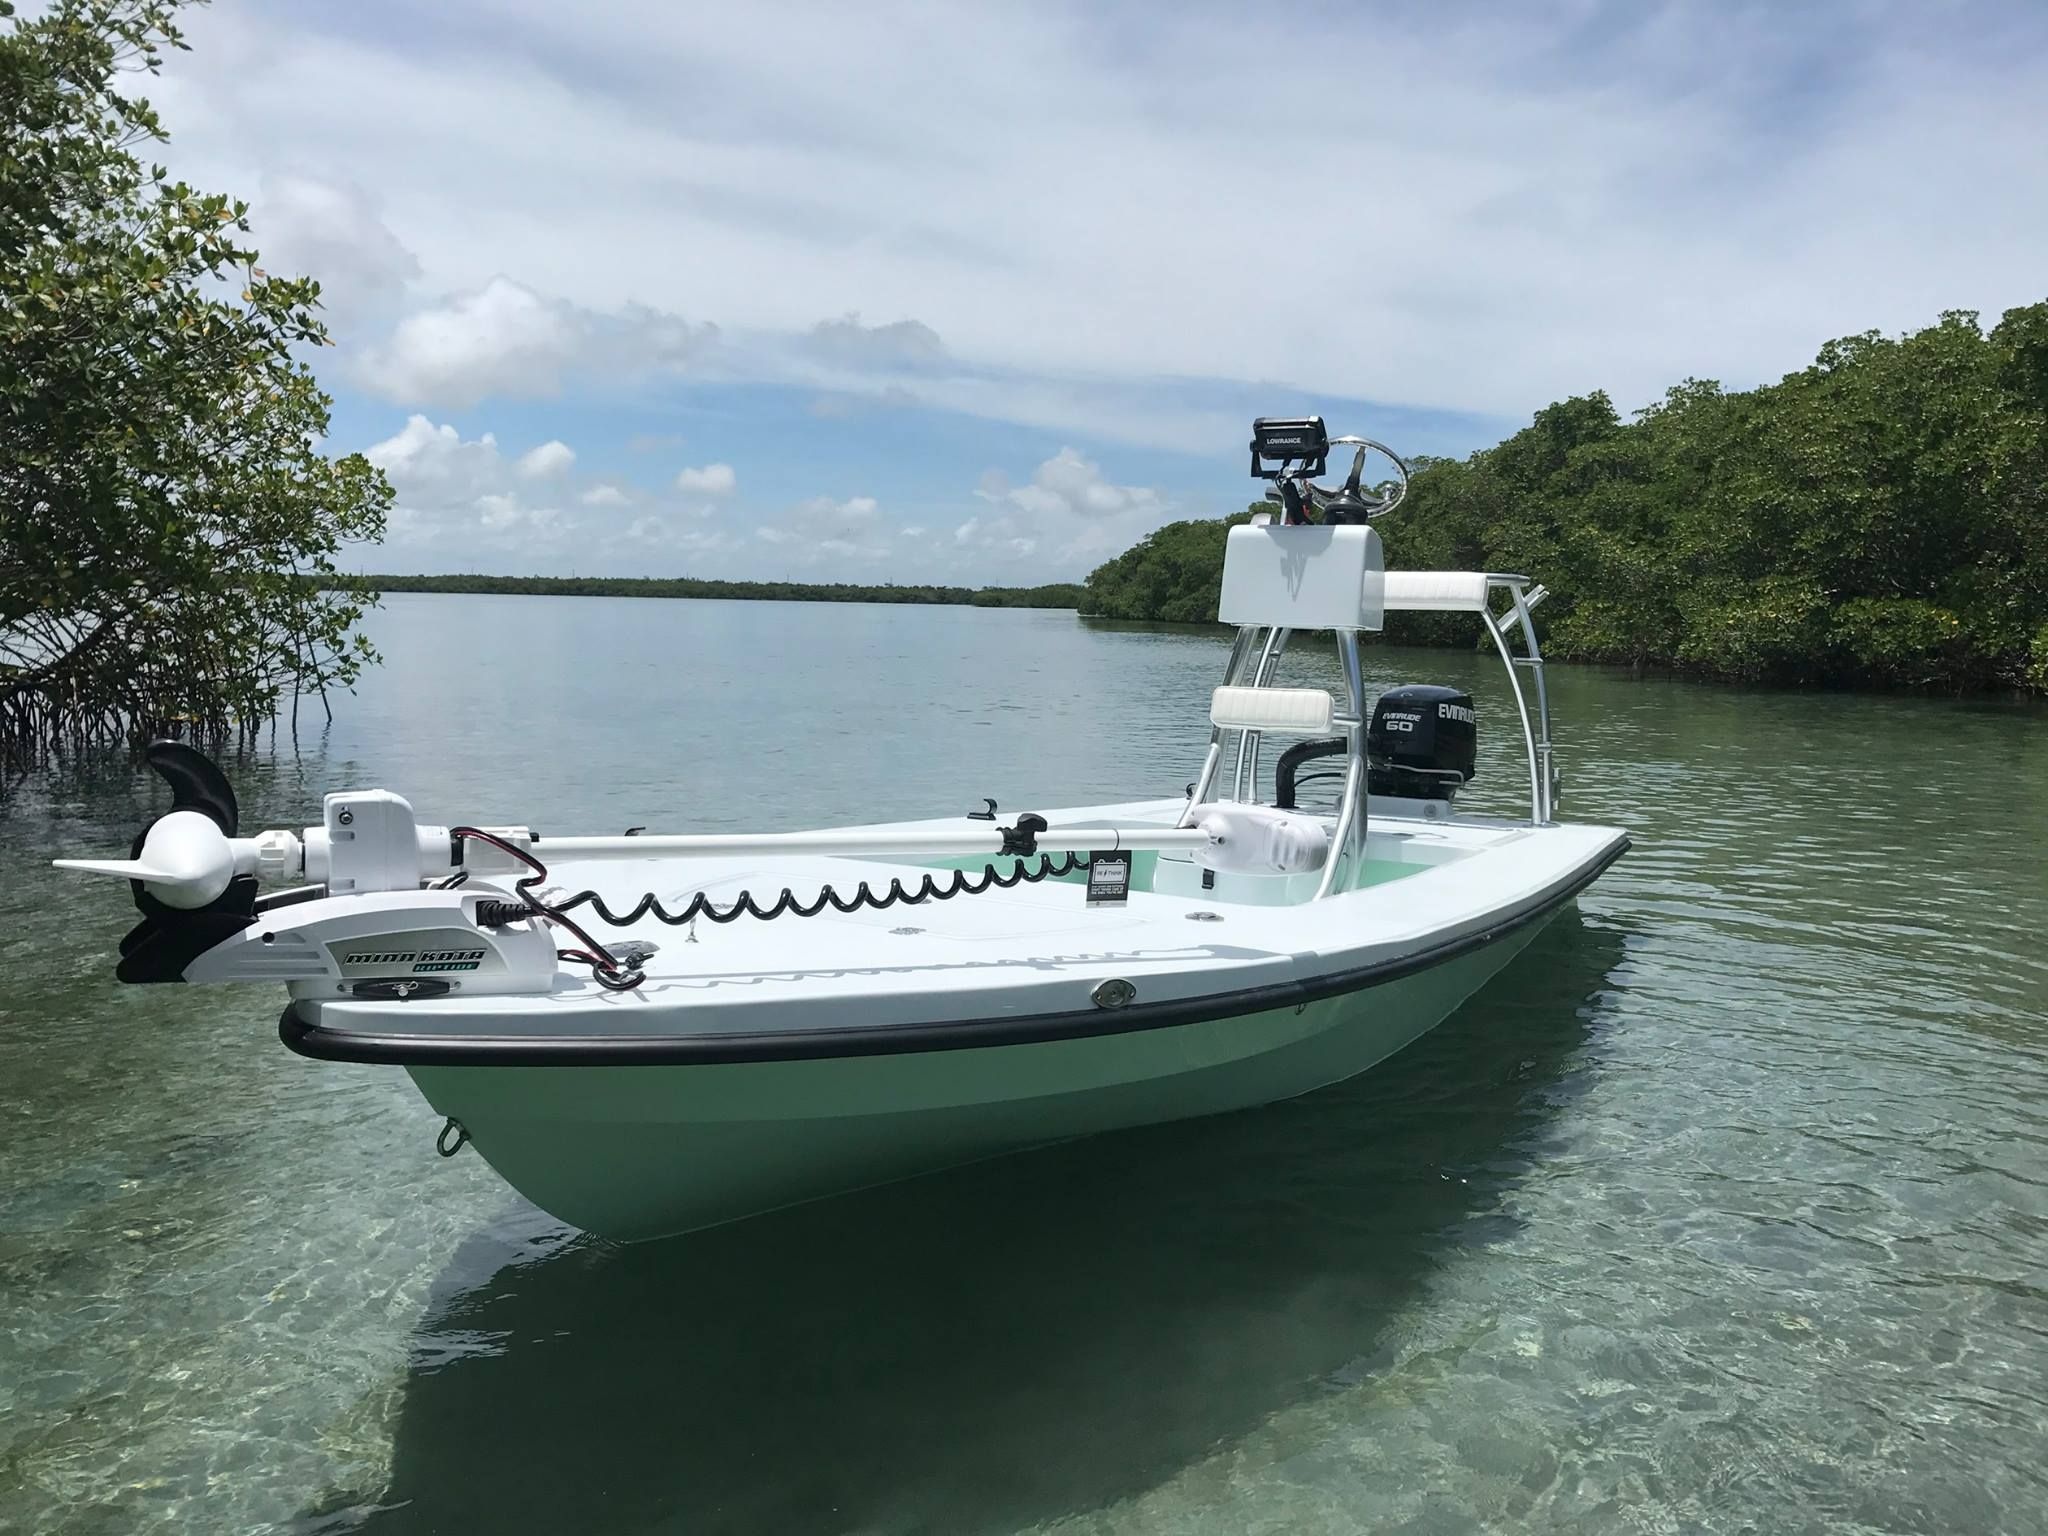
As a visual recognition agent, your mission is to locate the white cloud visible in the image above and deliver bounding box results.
[250,172,418,330]
[354,277,715,409]
[476,492,561,533]
[355,413,766,573]
[155,4,2048,582]
[356,278,573,407]
[152,3,2048,424]
[954,513,1036,559]
[747,493,887,564]
[364,414,503,496]
[933,454,1171,581]
[952,449,1166,572]
[360,415,595,565]
[815,538,881,561]
[674,462,737,496]
[795,494,877,522]
[807,313,946,368]
[517,439,576,478]
[627,516,732,556]
[984,448,1163,520]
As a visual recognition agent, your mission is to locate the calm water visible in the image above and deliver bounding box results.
[3,594,2045,1535]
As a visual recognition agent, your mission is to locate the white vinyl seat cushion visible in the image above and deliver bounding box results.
[1210,686,1335,734]
[1381,571,1491,612]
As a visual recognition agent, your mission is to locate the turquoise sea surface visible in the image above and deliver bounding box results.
[3,593,2044,1533]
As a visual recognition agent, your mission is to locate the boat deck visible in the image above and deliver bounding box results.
[297,799,1628,1039]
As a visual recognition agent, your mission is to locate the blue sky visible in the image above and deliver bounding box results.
[145,0,2048,582]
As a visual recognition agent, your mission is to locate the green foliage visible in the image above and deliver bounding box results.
[0,0,391,761]
[360,574,1087,609]
[1084,303,2048,692]
[1077,510,1262,622]
[2029,621,2048,693]
[964,582,1088,609]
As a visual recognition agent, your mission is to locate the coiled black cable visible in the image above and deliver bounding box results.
[547,851,1091,928]
[461,825,1092,994]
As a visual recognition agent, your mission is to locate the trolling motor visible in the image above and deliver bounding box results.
[56,741,561,992]
[81,742,263,984]
[1250,415,1411,526]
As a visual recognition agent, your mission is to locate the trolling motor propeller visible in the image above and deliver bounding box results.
[142,739,240,835]
[55,809,240,907]
[54,742,260,982]
[54,743,246,907]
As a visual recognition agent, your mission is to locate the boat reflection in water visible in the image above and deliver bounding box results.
[319,912,1626,1536]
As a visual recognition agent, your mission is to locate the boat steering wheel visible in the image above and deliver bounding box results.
[1285,437,1410,526]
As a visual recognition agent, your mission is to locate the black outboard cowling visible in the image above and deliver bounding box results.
[1367,684,1477,800]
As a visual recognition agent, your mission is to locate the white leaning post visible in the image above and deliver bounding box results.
[1206,522,1389,894]
[1186,530,1562,884]
[1192,555,1559,863]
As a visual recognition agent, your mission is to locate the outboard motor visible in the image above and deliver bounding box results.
[1367,684,1477,800]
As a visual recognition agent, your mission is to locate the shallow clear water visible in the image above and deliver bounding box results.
[3,594,2045,1535]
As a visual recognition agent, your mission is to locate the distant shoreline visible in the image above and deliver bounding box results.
[351,573,1086,610]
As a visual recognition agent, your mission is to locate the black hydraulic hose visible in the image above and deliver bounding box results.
[1274,737,1348,809]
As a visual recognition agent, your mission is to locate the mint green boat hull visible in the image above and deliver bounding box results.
[407,916,1552,1242]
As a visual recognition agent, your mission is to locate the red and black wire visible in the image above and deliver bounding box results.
[450,827,645,991]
